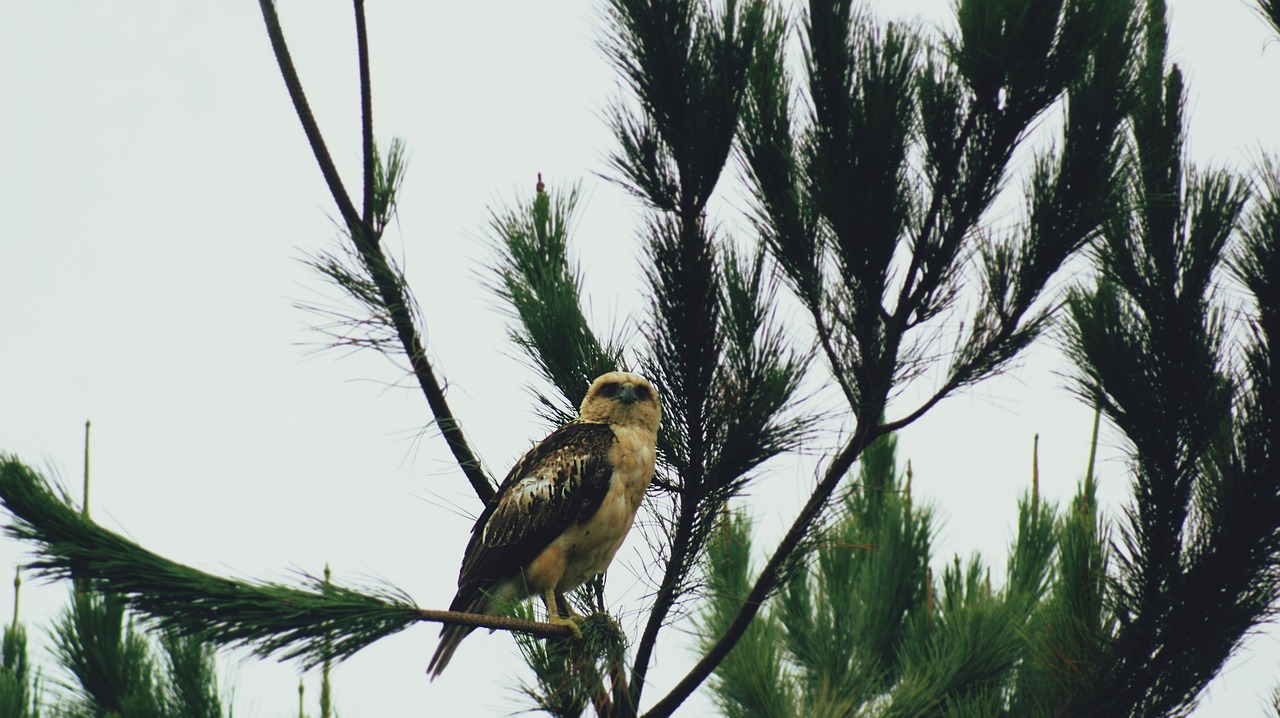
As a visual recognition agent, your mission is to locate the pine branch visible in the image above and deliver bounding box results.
[160,631,224,718]
[880,555,1029,718]
[0,622,37,718]
[1259,0,1280,35]
[1058,4,1277,713]
[417,609,575,640]
[601,2,811,714]
[52,591,167,718]
[512,605,628,718]
[1010,460,1112,716]
[487,179,623,426]
[256,0,495,504]
[774,432,932,709]
[256,0,361,232]
[0,458,571,671]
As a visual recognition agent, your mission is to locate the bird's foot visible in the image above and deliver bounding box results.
[548,615,585,640]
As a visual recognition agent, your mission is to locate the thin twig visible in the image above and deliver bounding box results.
[257,0,495,503]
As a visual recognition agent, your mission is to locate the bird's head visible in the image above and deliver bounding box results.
[579,371,661,434]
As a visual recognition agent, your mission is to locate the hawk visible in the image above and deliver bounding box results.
[429,371,661,677]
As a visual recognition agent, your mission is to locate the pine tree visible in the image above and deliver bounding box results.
[1,1,1278,717]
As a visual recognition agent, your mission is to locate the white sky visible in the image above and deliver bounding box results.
[3,1,1280,716]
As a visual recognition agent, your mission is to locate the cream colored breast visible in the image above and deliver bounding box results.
[608,424,657,507]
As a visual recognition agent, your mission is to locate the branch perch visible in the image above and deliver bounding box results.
[417,609,575,639]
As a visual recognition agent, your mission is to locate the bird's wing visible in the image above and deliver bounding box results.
[456,421,617,594]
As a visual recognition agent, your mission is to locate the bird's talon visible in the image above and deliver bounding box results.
[549,616,584,640]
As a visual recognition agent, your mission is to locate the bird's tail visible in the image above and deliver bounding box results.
[428,589,491,679]
[428,622,475,679]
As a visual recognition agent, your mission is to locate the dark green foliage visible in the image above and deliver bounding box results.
[805,3,916,307]
[369,138,406,236]
[603,0,764,215]
[697,511,797,718]
[778,434,932,712]
[1053,3,1280,715]
[881,497,1054,716]
[885,556,1016,718]
[697,1,1280,713]
[37,586,233,718]
[644,0,1140,712]
[0,458,422,668]
[699,432,1082,717]
[52,592,167,718]
[159,631,224,718]
[629,0,1142,712]
[1009,458,1113,716]
[299,138,418,358]
[744,0,1139,432]
[708,245,812,497]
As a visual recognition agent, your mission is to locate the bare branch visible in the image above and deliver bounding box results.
[354,0,375,228]
[256,0,495,503]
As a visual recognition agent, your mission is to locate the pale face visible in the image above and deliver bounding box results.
[579,371,661,431]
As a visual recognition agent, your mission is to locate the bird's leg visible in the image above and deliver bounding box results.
[555,592,585,622]
[542,588,583,640]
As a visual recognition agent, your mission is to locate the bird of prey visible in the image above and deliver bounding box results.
[429,371,661,677]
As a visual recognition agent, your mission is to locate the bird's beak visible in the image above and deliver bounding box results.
[618,383,639,404]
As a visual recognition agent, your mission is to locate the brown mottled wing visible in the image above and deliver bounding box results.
[429,422,616,677]
[456,421,616,596]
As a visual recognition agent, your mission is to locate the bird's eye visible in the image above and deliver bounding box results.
[598,382,621,398]
[634,385,651,401]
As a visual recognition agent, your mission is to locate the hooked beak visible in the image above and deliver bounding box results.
[617,383,639,404]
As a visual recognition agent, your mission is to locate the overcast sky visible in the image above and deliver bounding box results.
[3,1,1280,716]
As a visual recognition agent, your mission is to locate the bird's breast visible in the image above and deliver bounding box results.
[608,424,657,509]
[550,479,636,591]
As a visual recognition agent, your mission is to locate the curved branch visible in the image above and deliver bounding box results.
[256,0,495,503]
[257,0,361,231]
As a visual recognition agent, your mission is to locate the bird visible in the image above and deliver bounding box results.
[428,371,661,677]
